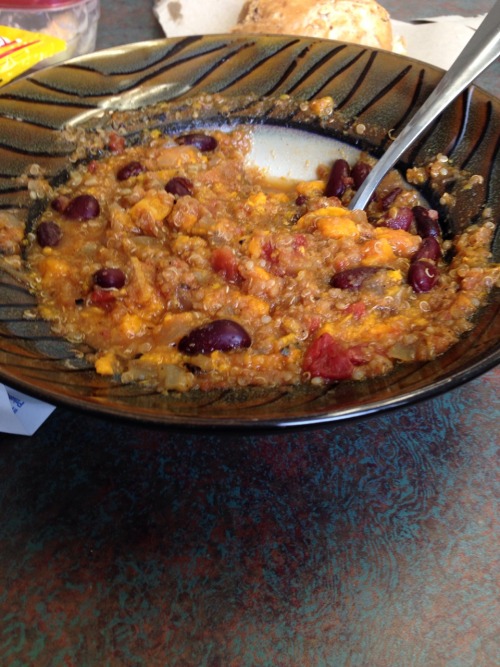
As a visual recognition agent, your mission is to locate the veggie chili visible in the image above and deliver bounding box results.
[24,126,499,393]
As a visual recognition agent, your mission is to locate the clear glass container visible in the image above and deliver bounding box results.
[0,0,100,66]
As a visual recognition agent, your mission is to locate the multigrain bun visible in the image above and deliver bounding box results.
[233,0,394,51]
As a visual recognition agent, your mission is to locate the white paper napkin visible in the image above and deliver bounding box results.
[391,15,486,70]
[0,383,55,436]
[0,3,488,435]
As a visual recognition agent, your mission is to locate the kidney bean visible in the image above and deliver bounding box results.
[412,205,440,238]
[295,194,308,206]
[330,266,379,289]
[379,187,402,210]
[51,195,70,213]
[116,160,145,181]
[413,236,442,262]
[93,267,126,289]
[176,133,218,152]
[165,176,194,197]
[383,206,413,231]
[178,319,251,355]
[36,221,62,248]
[325,159,351,198]
[351,161,372,190]
[408,260,439,292]
[64,194,100,221]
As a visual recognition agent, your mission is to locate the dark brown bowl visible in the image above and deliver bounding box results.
[0,35,498,428]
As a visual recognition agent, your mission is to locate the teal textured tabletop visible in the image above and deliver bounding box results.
[1,1,499,665]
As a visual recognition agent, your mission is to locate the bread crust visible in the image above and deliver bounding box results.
[233,0,394,51]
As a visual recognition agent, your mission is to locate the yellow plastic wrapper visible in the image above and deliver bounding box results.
[0,25,66,87]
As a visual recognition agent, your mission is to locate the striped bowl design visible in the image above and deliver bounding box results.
[0,35,498,428]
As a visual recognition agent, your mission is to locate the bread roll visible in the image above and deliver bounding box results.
[233,0,394,52]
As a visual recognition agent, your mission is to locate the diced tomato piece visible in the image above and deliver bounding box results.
[303,333,354,380]
[88,288,116,310]
[211,246,242,284]
[108,132,126,154]
[307,315,321,334]
[347,344,370,366]
[261,240,274,262]
[345,301,366,319]
[293,233,307,249]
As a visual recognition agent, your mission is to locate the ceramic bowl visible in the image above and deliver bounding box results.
[0,35,498,428]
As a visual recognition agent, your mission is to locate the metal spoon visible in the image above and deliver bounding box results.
[349,0,500,210]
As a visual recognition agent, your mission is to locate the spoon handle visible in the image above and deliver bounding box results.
[349,0,500,211]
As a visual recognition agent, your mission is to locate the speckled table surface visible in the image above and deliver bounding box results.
[1,1,499,666]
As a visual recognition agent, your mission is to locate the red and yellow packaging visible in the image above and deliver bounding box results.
[0,25,65,86]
